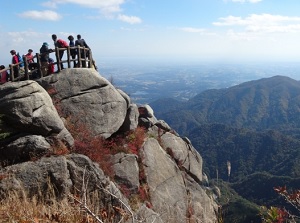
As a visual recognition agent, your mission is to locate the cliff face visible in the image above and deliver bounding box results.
[0,68,218,222]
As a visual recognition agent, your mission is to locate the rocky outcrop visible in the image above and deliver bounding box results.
[0,154,129,222]
[0,81,74,165]
[112,152,140,192]
[0,68,218,222]
[160,132,203,184]
[139,137,217,223]
[36,68,130,138]
[0,81,71,139]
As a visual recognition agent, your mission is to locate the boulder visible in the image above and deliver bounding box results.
[0,135,51,165]
[140,137,216,222]
[161,132,203,183]
[0,81,74,161]
[118,104,139,132]
[0,81,68,137]
[36,69,128,138]
[112,152,140,192]
[141,138,187,222]
[138,104,157,127]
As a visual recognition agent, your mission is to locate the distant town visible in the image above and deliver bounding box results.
[98,60,300,104]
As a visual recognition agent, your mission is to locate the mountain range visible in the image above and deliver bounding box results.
[151,75,300,222]
[151,75,300,136]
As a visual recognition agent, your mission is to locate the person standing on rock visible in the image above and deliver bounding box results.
[10,50,19,78]
[68,35,77,67]
[25,49,34,64]
[0,65,9,84]
[75,34,90,68]
[40,42,52,77]
[52,34,68,70]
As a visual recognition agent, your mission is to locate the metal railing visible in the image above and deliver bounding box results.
[0,45,94,82]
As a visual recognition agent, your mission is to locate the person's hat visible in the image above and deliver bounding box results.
[43,42,49,46]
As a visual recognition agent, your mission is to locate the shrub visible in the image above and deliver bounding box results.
[65,117,115,179]
[260,186,300,222]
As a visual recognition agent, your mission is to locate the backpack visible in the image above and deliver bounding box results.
[57,39,68,48]
[17,52,24,67]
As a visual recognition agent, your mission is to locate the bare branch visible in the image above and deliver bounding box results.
[97,185,135,223]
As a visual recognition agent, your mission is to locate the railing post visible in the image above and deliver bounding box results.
[55,47,61,72]
[9,64,14,82]
[77,45,82,68]
[36,53,43,78]
[23,55,29,80]
[88,49,92,68]
[83,46,87,68]
[67,46,71,68]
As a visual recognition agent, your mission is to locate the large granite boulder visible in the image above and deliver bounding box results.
[112,152,140,193]
[36,68,128,138]
[0,81,69,137]
[160,132,203,184]
[140,137,217,223]
[0,81,74,165]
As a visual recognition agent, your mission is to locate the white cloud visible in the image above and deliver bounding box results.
[41,0,142,24]
[44,0,125,14]
[118,14,142,24]
[213,14,300,33]
[19,10,62,21]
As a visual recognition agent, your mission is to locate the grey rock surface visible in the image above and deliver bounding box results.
[161,132,203,183]
[140,137,217,223]
[112,152,140,192]
[0,81,74,161]
[36,68,128,138]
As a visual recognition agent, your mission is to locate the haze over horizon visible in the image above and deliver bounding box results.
[1,0,300,66]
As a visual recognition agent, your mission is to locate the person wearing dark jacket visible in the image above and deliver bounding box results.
[68,35,77,67]
[40,42,52,76]
[75,34,90,67]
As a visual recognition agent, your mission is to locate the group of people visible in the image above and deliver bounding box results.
[40,34,91,76]
[0,33,91,84]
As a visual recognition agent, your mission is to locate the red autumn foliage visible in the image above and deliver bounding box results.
[65,118,114,179]
[261,186,300,222]
[138,185,149,202]
[119,184,131,198]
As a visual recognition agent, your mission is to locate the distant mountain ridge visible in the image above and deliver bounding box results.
[151,75,300,135]
[189,123,300,182]
[150,75,300,222]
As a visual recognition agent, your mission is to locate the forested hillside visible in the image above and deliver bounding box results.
[151,75,300,136]
[150,75,300,222]
[189,124,300,182]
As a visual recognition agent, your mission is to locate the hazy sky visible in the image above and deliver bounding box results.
[1,0,300,65]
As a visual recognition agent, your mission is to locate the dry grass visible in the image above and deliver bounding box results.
[0,192,88,223]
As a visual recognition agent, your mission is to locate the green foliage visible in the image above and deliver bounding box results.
[188,124,300,182]
[231,173,300,206]
[213,180,261,223]
[260,206,288,223]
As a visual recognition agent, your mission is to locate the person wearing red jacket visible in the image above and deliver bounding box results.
[10,50,19,78]
[0,65,9,84]
[52,34,68,70]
